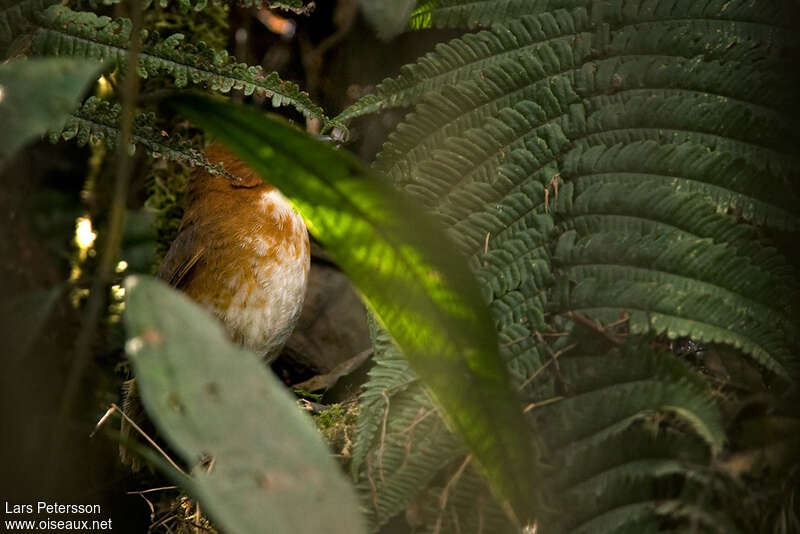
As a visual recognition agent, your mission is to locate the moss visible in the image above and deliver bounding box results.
[145,159,191,269]
[314,402,359,461]
[144,3,230,52]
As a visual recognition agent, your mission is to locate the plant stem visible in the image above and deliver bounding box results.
[50,0,143,483]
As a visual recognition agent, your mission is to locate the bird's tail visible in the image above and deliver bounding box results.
[119,377,145,471]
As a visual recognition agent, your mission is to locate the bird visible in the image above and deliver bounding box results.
[120,142,310,468]
[158,141,310,360]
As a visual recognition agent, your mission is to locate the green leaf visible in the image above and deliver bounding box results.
[168,92,540,524]
[0,0,60,57]
[409,0,549,30]
[51,96,230,178]
[357,0,417,40]
[0,58,102,170]
[122,275,365,534]
[32,6,333,128]
[85,0,316,13]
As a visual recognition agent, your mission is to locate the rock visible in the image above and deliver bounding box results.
[284,261,371,374]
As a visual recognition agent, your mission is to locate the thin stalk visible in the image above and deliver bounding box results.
[50,0,143,480]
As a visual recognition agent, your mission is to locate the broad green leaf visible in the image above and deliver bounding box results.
[168,93,540,523]
[357,0,417,40]
[0,58,102,170]
[122,275,365,534]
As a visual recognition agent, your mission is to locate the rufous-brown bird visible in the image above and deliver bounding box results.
[158,141,310,360]
[120,143,309,468]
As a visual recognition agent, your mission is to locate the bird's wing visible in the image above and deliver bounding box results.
[157,227,206,289]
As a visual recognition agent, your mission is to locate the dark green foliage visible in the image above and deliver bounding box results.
[0,58,103,169]
[48,96,234,179]
[410,0,562,30]
[1,0,330,269]
[0,0,58,56]
[1,1,332,171]
[344,0,800,532]
[31,5,331,127]
[83,0,313,14]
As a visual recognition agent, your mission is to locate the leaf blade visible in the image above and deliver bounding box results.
[0,57,102,169]
[168,93,540,523]
[123,275,365,534]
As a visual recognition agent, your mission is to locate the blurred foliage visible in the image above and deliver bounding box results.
[124,275,366,534]
[0,58,103,170]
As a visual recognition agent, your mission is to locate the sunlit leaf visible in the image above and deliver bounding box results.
[123,275,365,534]
[168,93,539,523]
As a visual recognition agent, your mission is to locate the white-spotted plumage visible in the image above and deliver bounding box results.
[207,189,308,359]
[158,144,310,361]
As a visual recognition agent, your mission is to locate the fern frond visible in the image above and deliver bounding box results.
[338,9,592,123]
[0,0,57,57]
[93,0,314,13]
[419,461,518,534]
[409,0,577,30]
[341,1,797,123]
[49,96,231,176]
[553,228,798,343]
[352,321,465,531]
[529,348,727,533]
[32,5,331,127]
[554,277,793,378]
[354,0,800,531]
[563,141,800,231]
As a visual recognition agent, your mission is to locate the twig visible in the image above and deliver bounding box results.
[544,187,549,213]
[291,348,373,392]
[517,333,576,391]
[377,391,390,484]
[523,396,564,414]
[606,314,630,329]
[500,331,568,349]
[434,455,472,534]
[440,456,472,509]
[132,491,156,522]
[94,403,186,475]
[400,408,435,469]
[149,513,177,533]
[192,454,216,534]
[91,405,117,437]
[567,311,625,345]
[401,408,434,435]
[194,502,202,534]
[365,454,380,515]
[126,486,178,495]
[52,0,144,480]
